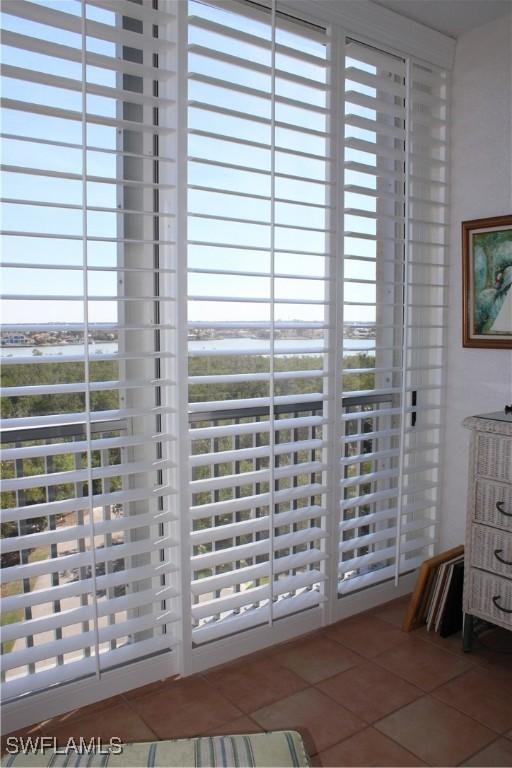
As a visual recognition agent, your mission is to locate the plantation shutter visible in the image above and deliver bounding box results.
[400,59,448,575]
[1,0,451,715]
[339,41,448,594]
[0,0,181,699]
[187,0,331,644]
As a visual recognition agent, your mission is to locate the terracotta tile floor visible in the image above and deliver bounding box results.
[4,596,512,766]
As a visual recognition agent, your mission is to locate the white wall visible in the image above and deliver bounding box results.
[440,10,512,549]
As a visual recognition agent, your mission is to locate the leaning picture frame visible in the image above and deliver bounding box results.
[462,214,512,349]
[402,545,464,632]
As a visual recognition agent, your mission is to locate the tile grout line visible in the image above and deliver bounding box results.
[310,723,433,767]
[119,691,162,741]
[365,696,439,767]
[427,672,512,737]
[246,682,369,757]
[406,688,508,734]
[455,734,507,767]
[311,671,424,724]
[367,635,480,693]
[120,674,250,739]
[370,692,503,766]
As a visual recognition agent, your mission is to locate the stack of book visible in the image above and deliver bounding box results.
[403,545,465,636]
[425,551,464,635]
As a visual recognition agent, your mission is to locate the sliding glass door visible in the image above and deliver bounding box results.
[184,1,448,663]
[1,0,181,702]
[0,0,448,715]
[187,0,331,659]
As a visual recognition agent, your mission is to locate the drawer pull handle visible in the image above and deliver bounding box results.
[496,501,512,517]
[492,595,512,614]
[494,549,512,566]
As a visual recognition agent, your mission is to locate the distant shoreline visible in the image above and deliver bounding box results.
[1,337,375,359]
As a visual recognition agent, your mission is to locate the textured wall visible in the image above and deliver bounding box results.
[440,10,512,549]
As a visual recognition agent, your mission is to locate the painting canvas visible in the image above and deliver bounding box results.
[462,215,512,348]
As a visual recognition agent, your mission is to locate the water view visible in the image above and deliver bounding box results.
[1,337,375,358]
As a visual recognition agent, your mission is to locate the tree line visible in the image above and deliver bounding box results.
[1,353,375,539]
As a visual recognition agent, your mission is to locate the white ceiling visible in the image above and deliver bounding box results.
[372,0,512,38]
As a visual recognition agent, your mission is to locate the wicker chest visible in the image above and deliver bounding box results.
[462,412,512,650]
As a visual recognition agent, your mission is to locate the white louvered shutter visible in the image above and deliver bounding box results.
[1,0,451,714]
[400,59,448,576]
[0,0,181,700]
[338,41,448,595]
[187,0,331,645]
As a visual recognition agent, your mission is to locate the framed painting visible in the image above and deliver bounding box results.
[462,215,512,348]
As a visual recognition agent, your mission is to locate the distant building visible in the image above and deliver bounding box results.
[1,333,31,347]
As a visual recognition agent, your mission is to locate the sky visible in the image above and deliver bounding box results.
[1,0,382,328]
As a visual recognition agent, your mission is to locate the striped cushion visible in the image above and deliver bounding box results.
[1,731,310,767]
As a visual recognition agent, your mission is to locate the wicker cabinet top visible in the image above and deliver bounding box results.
[463,412,512,438]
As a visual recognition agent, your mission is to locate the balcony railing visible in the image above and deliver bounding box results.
[1,393,398,655]
[188,392,398,635]
[0,420,129,682]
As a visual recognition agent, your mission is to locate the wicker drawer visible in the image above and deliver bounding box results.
[476,432,512,482]
[474,479,512,531]
[466,568,512,628]
[470,524,512,578]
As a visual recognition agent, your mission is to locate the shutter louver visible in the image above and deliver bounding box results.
[187,0,330,644]
[0,0,180,700]
[399,60,448,577]
[339,42,447,595]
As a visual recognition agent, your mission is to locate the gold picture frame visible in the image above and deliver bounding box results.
[462,214,512,349]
